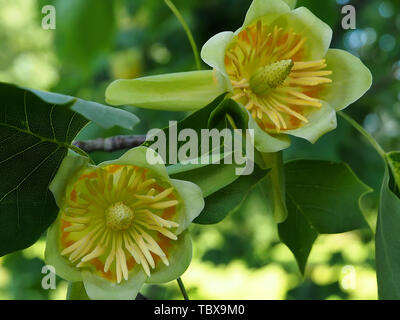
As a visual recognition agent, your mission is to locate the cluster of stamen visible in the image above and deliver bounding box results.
[225,20,332,132]
[60,165,180,283]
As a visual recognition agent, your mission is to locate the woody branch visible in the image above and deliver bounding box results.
[73,135,147,153]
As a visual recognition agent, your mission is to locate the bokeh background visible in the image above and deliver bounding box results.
[0,0,399,299]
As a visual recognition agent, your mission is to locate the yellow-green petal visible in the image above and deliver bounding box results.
[321,49,372,111]
[146,231,192,284]
[242,0,291,28]
[45,215,83,283]
[285,101,337,143]
[49,151,90,208]
[170,179,204,234]
[100,146,169,180]
[201,31,235,91]
[105,70,223,111]
[272,7,332,60]
[82,265,147,300]
[283,0,297,9]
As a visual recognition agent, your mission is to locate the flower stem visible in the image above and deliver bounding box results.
[177,277,189,300]
[164,0,202,71]
[260,151,288,222]
[338,111,386,160]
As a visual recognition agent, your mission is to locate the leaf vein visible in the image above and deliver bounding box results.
[0,146,61,202]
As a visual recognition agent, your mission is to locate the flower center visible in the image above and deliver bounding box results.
[249,59,294,95]
[105,202,134,231]
[60,165,181,283]
[225,20,332,133]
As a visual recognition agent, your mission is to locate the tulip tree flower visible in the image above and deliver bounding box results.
[105,0,372,152]
[45,146,204,300]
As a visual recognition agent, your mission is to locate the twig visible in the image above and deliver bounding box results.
[73,135,147,153]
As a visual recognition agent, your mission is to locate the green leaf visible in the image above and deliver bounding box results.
[141,95,268,225]
[165,98,252,198]
[146,95,255,201]
[0,82,138,256]
[169,156,241,198]
[376,152,400,299]
[29,88,140,130]
[278,160,371,274]
[208,97,248,130]
[194,164,270,224]
[143,94,243,175]
[142,93,227,159]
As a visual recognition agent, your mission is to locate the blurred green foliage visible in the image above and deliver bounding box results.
[1,0,399,300]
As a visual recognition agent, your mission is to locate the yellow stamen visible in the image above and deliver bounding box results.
[149,200,179,210]
[292,59,326,70]
[81,245,105,262]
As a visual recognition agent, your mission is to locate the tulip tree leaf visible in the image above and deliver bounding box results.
[376,152,400,299]
[0,82,139,256]
[208,97,249,130]
[145,94,260,225]
[143,93,227,155]
[27,89,140,130]
[168,154,241,198]
[146,94,250,197]
[278,160,371,274]
[144,94,249,159]
[194,164,270,224]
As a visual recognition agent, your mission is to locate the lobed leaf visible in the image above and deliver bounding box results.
[278,160,371,274]
[194,164,270,224]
